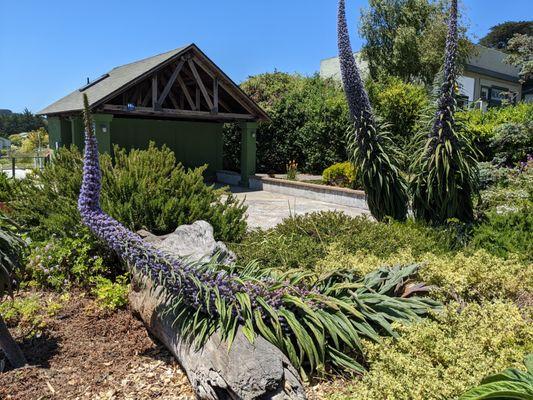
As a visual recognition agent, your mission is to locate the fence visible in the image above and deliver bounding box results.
[0,152,51,178]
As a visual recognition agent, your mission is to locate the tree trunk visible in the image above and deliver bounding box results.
[0,314,26,370]
[129,271,307,400]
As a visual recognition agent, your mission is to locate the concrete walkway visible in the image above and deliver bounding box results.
[228,186,369,230]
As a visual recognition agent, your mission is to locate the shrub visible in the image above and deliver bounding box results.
[326,302,533,400]
[322,162,362,189]
[317,247,531,303]
[366,76,429,154]
[224,72,351,174]
[7,146,83,241]
[471,206,533,262]
[459,102,533,160]
[490,121,533,166]
[91,275,129,311]
[101,143,247,241]
[0,293,67,337]
[459,355,533,400]
[7,144,247,242]
[26,230,117,291]
[232,212,459,271]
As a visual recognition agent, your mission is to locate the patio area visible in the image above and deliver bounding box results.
[228,186,369,230]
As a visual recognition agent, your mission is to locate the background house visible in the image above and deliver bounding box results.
[38,44,268,186]
[320,45,529,108]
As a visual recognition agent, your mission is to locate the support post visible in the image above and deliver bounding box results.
[239,122,257,187]
[69,116,84,149]
[92,114,114,154]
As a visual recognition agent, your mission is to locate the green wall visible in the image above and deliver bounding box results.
[48,117,72,150]
[110,117,224,177]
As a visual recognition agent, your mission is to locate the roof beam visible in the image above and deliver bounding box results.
[151,74,158,109]
[156,59,185,108]
[187,59,213,110]
[212,77,219,114]
[101,104,255,121]
[177,76,196,111]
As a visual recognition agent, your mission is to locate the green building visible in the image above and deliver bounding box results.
[37,44,268,186]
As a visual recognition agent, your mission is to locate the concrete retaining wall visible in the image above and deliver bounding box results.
[249,176,368,209]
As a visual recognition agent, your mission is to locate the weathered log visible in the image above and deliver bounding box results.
[129,222,307,400]
[129,272,306,400]
[0,314,27,369]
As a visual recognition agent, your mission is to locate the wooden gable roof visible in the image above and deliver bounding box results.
[38,44,269,122]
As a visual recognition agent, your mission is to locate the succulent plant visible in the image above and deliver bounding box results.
[337,0,408,221]
[410,0,478,224]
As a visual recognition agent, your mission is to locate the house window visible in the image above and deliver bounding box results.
[480,86,490,101]
[481,85,516,108]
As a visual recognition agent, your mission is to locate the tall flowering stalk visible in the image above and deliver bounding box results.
[410,0,477,224]
[337,0,408,221]
[78,94,437,374]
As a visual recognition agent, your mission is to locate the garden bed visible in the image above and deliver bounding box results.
[248,175,367,209]
[0,292,194,400]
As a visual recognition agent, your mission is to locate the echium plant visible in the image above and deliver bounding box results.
[78,94,438,375]
[410,0,478,224]
[337,0,408,221]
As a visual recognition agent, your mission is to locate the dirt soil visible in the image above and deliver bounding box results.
[0,293,195,400]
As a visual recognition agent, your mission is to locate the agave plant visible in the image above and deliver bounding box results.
[79,93,439,375]
[0,215,27,369]
[459,354,533,399]
[410,0,478,224]
[337,0,408,221]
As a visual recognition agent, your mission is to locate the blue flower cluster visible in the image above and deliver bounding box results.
[432,0,458,143]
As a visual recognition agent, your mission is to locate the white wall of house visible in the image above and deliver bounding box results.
[319,45,524,107]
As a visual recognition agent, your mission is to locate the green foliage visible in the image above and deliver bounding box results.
[505,33,533,82]
[286,160,298,181]
[0,293,67,337]
[7,144,247,243]
[224,72,351,173]
[459,102,533,161]
[91,275,129,311]
[316,247,532,303]
[410,108,479,224]
[0,215,25,298]
[232,212,459,271]
[479,21,533,51]
[7,145,84,241]
[18,128,49,154]
[348,118,408,221]
[478,162,532,212]
[490,122,533,166]
[0,108,46,137]
[359,0,473,85]
[26,230,116,291]
[322,162,361,189]
[471,206,533,262]
[165,258,439,376]
[366,76,429,154]
[327,302,533,400]
[459,354,533,400]
[100,143,247,241]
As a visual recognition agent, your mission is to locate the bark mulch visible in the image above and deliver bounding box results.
[0,292,194,400]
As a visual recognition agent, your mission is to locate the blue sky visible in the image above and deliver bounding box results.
[1,0,532,113]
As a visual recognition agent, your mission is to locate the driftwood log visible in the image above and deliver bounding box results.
[129,222,307,400]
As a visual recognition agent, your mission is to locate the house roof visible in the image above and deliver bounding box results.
[38,44,269,121]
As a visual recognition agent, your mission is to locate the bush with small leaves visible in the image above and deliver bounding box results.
[326,302,533,400]
[322,162,362,189]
